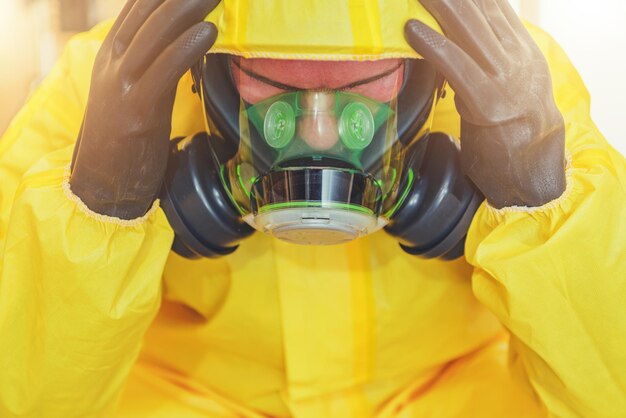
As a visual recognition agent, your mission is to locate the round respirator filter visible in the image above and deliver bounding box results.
[248,207,386,246]
[264,101,296,149]
[246,166,386,245]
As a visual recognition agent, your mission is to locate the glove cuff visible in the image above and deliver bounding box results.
[63,164,161,226]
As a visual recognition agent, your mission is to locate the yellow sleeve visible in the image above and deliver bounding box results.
[0,25,174,417]
[466,25,626,417]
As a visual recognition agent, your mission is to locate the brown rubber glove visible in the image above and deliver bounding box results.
[70,0,219,219]
[405,0,566,208]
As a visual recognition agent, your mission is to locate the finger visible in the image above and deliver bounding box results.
[142,21,217,102]
[472,0,520,49]
[112,0,167,55]
[107,0,138,39]
[494,0,537,46]
[121,0,218,78]
[405,20,488,112]
[419,0,509,75]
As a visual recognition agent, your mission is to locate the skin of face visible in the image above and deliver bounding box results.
[231,58,405,149]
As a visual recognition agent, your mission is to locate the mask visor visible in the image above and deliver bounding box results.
[200,56,436,246]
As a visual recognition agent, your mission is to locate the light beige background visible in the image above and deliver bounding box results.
[1,0,625,155]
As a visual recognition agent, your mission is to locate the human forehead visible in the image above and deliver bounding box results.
[230,57,406,104]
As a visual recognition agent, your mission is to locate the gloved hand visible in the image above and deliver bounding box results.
[70,0,219,219]
[405,0,566,208]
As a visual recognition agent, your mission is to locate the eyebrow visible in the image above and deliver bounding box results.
[231,58,404,92]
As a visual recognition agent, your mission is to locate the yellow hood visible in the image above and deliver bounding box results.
[205,0,442,61]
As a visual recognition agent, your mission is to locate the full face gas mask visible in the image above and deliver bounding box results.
[160,54,483,260]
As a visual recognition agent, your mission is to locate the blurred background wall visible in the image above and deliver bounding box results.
[511,0,626,157]
[1,0,625,155]
[0,0,126,133]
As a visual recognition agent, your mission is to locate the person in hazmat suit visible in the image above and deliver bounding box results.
[1,0,625,417]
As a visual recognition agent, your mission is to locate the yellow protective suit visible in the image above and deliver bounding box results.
[1,1,625,417]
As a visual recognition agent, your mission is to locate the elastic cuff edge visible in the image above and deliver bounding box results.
[62,164,160,227]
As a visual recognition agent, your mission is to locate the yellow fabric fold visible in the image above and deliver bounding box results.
[466,25,626,418]
[0,147,174,417]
